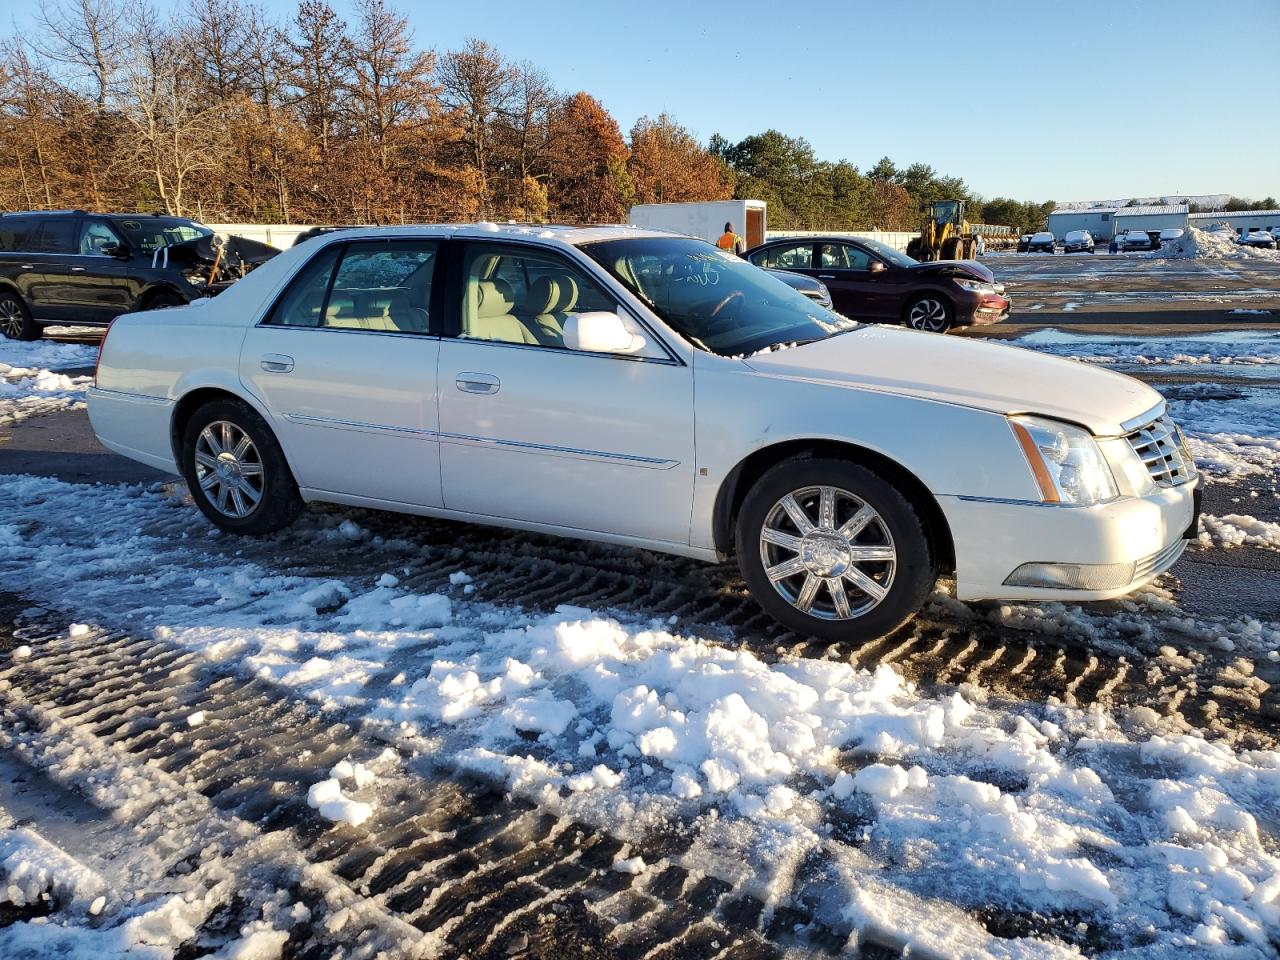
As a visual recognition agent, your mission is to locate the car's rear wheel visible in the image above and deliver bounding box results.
[904,295,953,332]
[735,458,937,644]
[142,290,186,311]
[0,292,39,341]
[181,398,303,535]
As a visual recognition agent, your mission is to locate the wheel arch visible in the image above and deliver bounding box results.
[712,439,955,574]
[169,385,275,466]
[137,282,189,311]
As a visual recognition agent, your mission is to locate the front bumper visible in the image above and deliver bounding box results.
[938,479,1199,602]
[959,293,1011,326]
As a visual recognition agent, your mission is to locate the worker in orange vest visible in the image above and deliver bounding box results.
[717,221,745,256]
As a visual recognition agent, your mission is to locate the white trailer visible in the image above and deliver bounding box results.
[628,200,767,249]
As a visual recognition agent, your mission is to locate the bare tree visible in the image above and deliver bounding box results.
[185,0,251,102]
[286,0,350,158]
[116,15,228,215]
[437,38,515,216]
[349,0,435,171]
[0,41,57,208]
[495,61,555,219]
[36,0,126,113]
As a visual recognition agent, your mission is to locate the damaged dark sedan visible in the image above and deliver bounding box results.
[0,210,279,340]
[745,235,1010,332]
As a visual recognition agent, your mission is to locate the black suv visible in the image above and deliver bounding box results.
[0,210,277,340]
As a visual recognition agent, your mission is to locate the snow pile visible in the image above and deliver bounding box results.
[1147,226,1280,261]
[0,824,107,910]
[306,759,378,827]
[1016,328,1280,367]
[1199,514,1280,552]
[0,337,98,371]
[0,336,98,425]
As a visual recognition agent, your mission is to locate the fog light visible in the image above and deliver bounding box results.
[1003,561,1136,591]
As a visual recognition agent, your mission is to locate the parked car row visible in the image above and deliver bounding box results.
[0,210,278,340]
[87,223,1199,643]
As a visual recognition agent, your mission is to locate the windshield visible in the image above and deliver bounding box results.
[581,236,856,357]
[855,237,916,268]
[111,217,212,252]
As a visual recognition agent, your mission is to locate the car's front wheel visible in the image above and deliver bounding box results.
[736,458,937,644]
[904,295,953,332]
[0,291,39,341]
[181,398,303,535]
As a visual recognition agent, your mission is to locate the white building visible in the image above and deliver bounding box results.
[1111,204,1189,237]
[1188,210,1280,235]
[1046,207,1116,241]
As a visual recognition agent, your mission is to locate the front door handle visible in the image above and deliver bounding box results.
[71,266,86,272]
[260,354,294,373]
[456,372,500,395]
[818,274,836,280]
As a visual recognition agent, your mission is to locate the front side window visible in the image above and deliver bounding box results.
[818,243,872,270]
[458,243,629,351]
[582,236,856,357]
[32,218,78,254]
[752,243,812,270]
[79,219,123,256]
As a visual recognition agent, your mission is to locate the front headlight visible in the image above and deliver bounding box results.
[1008,415,1118,505]
[954,278,997,294]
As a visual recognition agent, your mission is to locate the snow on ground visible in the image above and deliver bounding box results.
[0,473,1278,956]
[0,338,98,426]
[1146,227,1280,262]
[1016,329,1280,367]
[1199,514,1280,552]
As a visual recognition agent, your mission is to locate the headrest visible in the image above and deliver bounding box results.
[476,279,515,318]
[325,295,355,318]
[524,276,560,315]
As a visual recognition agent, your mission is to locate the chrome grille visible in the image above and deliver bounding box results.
[1125,414,1196,488]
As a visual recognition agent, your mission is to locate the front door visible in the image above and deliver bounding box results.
[64,218,135,323]
[436,241,695,546]
[239,238,445,507]
[815,242,904,320]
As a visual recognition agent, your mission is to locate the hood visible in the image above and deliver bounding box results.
[906,259,994,282]
[742,325,1161,436]
[166,233,281,272]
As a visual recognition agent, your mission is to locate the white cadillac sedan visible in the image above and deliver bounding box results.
[88,224,1200,642]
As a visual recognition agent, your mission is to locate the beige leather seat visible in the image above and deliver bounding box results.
[467,278,539,344]
[384,290,428,333]
[518,274,578,346]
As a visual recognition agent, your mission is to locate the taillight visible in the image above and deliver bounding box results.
[94,319,115,386]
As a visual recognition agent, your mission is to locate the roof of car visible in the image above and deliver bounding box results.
[305,222,679,247]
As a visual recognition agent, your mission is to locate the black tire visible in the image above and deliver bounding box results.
[141,290,186,311]
[736,458,937,644]
[904,293,954,332]
[0,291,40,341]
[180,397,303,535]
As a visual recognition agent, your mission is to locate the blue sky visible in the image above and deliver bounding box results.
[9,0,1279,203]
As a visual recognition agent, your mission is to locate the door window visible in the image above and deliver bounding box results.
[458,243,646,353]
[818,243,872,270]
[264,244,342,327]
[752,243,812,270]
[79,219,123,256]
[31,218,79,254]
[324,241,436,333]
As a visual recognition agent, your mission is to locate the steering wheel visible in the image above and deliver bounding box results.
[709,289,745,321]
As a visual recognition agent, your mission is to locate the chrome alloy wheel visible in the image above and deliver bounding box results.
[906,297,949,332]
[0,296,23,339]
[758,485,896,620]
[194,420,265,519]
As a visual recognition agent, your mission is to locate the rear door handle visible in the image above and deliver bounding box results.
[260,354,294,373]
[818,274,836,280]
[456,372,500,395]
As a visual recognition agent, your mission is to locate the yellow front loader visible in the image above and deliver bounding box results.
[907,199,980,261]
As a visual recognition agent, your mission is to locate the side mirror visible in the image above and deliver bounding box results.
[562,310,647,355]
[868,260,887,274]
[102,242,128,259]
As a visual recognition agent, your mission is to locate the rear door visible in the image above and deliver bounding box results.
[26,216,81,322]
[238,237,445,507]
[0,217,41,308]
